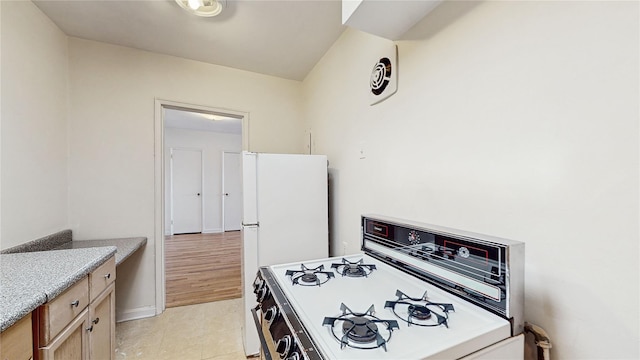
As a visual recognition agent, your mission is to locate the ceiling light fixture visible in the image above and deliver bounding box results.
[175,0,226,17]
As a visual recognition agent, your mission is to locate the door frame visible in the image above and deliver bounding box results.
[221,151,242,232]
[154,99,249,315]
[169,147,204,235]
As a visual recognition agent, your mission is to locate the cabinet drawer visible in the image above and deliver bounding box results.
[1,313,33,360]
[89,257,115,301]
[39,277,89,346]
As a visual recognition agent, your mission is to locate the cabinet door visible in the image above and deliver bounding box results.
[0,313,33,360]
[88,283,115,360]
[39,309,89,360]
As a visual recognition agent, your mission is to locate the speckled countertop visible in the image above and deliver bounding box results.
[0,247,116,332]
[0,236,147,332]
[54,237,147,266]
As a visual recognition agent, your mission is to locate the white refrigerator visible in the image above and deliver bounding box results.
[241,151,329,356]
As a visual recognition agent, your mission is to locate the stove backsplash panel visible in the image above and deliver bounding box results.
[361,214,525,335]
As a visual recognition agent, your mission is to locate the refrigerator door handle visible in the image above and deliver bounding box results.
[242,222,259,227]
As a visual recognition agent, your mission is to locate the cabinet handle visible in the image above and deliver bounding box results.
[87,325,93,332]
[70,300,80,308]
[104,273,111,279]
[92,317,100,325]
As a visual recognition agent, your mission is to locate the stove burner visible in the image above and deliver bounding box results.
[285,264,334,286]
[300,273,319,283]
[322,303,398,351]
[407,304,431,320]
[331,258,376,278]
[342,316,379,343]
[384,289,454,327]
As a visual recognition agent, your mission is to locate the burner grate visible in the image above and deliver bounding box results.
[322,303,398,351]
[331,258,376,278]
[385,289,455,327]
[285,264,335,286]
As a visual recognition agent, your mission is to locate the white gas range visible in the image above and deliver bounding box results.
[250,215,525,359]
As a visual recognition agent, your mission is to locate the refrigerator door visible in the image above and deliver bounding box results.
[241,152,258,226]
[241,152,259,356]
[241,224,259,356]
[241,151,260,356]
[255,153,328,265]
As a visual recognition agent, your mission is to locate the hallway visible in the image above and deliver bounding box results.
[165,232,242,308]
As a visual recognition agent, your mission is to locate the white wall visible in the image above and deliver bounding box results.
[303,1,638,359]
[67,38,304,319]
[4,3,638,357]
[164,128,242,234]
[0,1,69,250]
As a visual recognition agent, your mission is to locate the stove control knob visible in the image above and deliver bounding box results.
[256,286,270,303]
[264,306,278,323]
[275,334,292,359]
[253,278,265,294]
[285,351,300,360]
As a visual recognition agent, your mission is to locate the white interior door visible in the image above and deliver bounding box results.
[223,152,242,231]
[171,148,202,234]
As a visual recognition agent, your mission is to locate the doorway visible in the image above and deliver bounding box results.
[154,100,249,312]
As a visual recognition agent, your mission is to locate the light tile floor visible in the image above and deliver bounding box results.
[116,298,248,360]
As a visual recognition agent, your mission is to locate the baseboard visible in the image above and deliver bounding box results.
[165,228,225,234]
[116,306,156,323]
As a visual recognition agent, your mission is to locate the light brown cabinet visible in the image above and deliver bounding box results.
[0,313,33,360]
[35,256,116,360]
[88,283,115,360]
[39,309,89,360]
[37,278,89,347]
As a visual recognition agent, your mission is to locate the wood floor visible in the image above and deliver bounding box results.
[165,232,242,308]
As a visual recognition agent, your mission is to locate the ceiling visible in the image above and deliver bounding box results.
[164,108,242,134]
[33,0,346,81]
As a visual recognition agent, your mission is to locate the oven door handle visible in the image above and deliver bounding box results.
[251,305,273,360]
